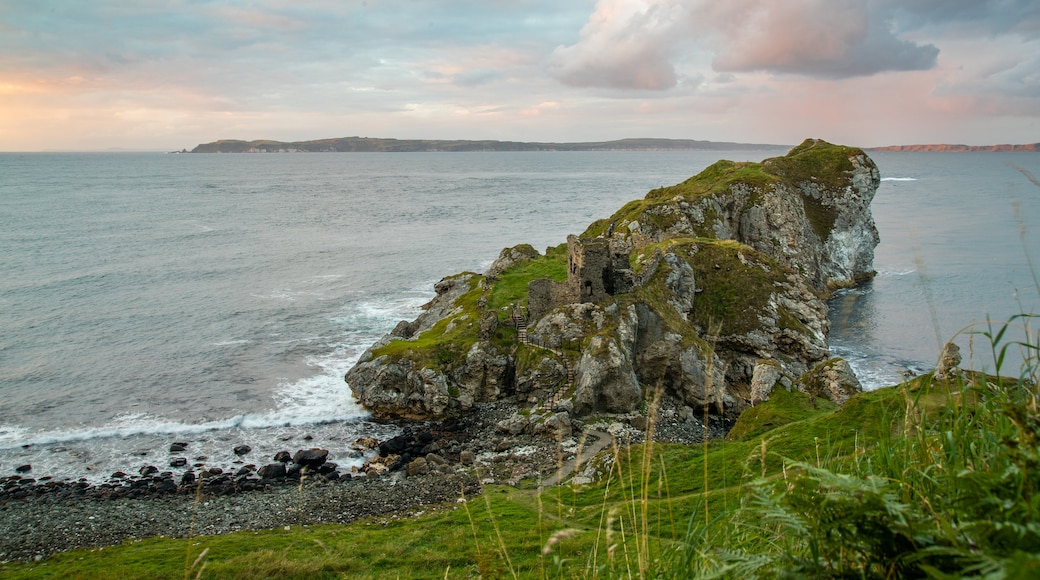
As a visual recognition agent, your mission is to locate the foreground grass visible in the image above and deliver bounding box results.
[6,348,1038,579]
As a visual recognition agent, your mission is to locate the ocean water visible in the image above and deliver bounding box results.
[1,150,1037,482]
[829,152,1040,386]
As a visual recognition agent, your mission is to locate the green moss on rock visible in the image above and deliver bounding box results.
[487,244,567,310]
[372,274,485,366]
[727,388,838,441]
[683,241,787,336]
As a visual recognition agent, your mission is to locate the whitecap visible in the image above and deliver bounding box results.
[880,177,917,181]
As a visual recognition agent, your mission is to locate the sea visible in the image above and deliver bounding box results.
[1,149,1038,483]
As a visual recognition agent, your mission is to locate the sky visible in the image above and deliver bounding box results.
[1,0,1038,151]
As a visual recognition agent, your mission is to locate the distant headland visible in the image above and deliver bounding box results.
[188,137,790,153]
[867,143,1040,152]
[187,137,1040,154]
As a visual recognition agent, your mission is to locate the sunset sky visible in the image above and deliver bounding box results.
[1,0,1038,152]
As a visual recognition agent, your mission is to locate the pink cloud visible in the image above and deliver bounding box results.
[550,0,938,89]
[548,0,685,90]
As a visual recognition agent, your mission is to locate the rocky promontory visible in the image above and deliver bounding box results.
[345,139,878,426]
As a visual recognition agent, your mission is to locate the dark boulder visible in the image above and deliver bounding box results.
[15,464,31,474]
[274,450,292,463]
[292,448,329,467]
[379,434,409,455]
[257,463,287,480]
[170,442,188,452]
[169,457,188,468]
[233,444,252,456]
[139,465,158,477]
[317,462,338,475]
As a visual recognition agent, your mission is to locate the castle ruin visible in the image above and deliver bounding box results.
[527,235,637,321]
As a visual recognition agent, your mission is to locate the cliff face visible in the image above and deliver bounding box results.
[345,139,877,422]
[599,138,880,294]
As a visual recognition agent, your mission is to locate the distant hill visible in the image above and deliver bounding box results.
[868,143,1040,152]
[189,137,790,153]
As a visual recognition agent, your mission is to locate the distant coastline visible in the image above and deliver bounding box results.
[867,143,1040,152]
[188,137,791,153]
[186,137,1040,154]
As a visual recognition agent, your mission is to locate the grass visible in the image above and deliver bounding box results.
[487,243,568,311]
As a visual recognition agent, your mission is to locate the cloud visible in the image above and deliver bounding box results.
[882,0,1040,38]
[550,0,941,89]
[547,0,686,90]
[700,0,938,78]
[1,0,1038,149]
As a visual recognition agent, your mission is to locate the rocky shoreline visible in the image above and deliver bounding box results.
[1,396,729,563]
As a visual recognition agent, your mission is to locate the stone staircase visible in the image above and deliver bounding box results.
[512,304,576,413]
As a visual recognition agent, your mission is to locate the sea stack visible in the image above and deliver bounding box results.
[345,139,880,423]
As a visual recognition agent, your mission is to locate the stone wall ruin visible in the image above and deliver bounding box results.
[528,235,635,321]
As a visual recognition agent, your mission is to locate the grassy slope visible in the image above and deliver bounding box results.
[7,367,1036,578]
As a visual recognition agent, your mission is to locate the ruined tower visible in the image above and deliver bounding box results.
[527,235,635,321]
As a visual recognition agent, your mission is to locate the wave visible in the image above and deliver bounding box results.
[0,404,370,451]
[878,268,917,277]
[0,281,433,453]
[880,177,917,181]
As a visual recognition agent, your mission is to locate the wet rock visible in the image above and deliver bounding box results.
[257,463,286,480]
[292,449,329,468]
[233,445,252,456]
[273,450,292,463]
[379,434,409,455]
[352,437,379,450]
[366,463,388,477]
[139,466,158,477]
[169,457,188,468]
[169,442,188,452]
[318,462,338,475]
[15,465,32,474]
